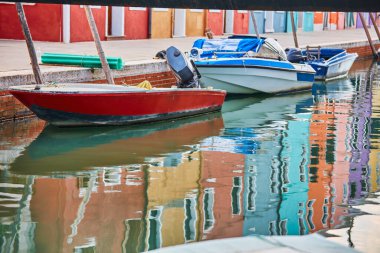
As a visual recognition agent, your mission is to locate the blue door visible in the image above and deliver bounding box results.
[249,11,265,34]
[303,12,314,32]
[286,12,298,32]
[273,11,286,32]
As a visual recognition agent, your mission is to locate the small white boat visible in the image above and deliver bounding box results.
[190,37,316,94]
[286,47,358,81]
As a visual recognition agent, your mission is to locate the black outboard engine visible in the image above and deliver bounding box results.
[285,48,305,63]
[166,46,200,88]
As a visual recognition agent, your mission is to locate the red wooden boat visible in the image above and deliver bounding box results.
[9,84,226,127]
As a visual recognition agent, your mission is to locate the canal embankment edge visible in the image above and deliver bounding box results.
[0,38,379,123]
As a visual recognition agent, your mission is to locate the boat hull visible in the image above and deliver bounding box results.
[308,52,358,81]
[9,84,226,126]
[197,65,315,94]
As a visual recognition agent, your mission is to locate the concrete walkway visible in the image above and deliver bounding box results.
[1,28,379,73]
[150,234,359,253]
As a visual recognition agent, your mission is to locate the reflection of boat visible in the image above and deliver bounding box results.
[287,47,357,81]
[9,84,226,127]
[10,113,223,174]
[222,92,313,128]
[190,37,315,94]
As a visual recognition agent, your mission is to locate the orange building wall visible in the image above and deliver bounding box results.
[233,11,249,34]
[206,10,224,36]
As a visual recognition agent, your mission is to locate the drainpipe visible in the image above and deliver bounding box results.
[148,8,152,39]
[63,4,70,43]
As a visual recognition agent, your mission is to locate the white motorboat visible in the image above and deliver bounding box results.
[190,37,316,94]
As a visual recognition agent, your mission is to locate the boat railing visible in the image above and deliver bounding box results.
[325,51,347,63]
[306,46,321,60]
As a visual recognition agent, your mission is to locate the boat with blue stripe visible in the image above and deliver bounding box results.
[190,37,316,94]
[286,47,358,81]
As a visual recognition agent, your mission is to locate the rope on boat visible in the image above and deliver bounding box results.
[137,80,153,90]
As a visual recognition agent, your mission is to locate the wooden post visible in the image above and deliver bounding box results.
[359,12,378,58]
[369,13,380,41]
[15,2,43,89]
[84,5,115,84]
[249,11,261,39]
[290,11,299,48]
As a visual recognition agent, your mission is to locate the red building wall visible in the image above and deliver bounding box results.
[233,10,249,34]
[206,10,224,36]
[0,3,62,42]
[70,5,106,42]
[124,7,149,39]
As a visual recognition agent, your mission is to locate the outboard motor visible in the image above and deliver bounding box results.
[166,46,200,88]
[285,48,305,63]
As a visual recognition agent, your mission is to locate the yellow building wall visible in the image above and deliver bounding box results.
[186,9,206,37]
[151,8,173,38]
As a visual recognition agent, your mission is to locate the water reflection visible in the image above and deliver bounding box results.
[0,62,379,253]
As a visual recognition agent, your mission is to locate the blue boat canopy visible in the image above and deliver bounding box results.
[192,38,265,59]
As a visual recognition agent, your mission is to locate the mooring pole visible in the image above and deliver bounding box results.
[249,11,261,39]
[84,5,115,84]
[290,11,299,48]
[359,12,378,58]
[369,13,380,41]
[15,2,43,89]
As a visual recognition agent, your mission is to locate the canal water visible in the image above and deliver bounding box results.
[0,61,379,253]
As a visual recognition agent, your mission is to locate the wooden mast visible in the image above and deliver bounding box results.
[84,5,115,84]
[15,2,43,89]
[290,11,299,48]
[358,12,378,58]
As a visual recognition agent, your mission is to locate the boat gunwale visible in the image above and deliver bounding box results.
[307,52,358,67]
[195,63,316,74]
[9,85,226,95]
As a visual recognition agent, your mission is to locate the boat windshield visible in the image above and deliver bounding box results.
[256,38,288,61]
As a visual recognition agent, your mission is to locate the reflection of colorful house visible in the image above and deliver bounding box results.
[326,80,353,227]
[348,74,372,201]
[307,96,335,232]
[279,112,311,235]
[199,151,245,240]
[30,167,146,252]
[369,72,380,192]
[145,152,201,249]
[243,130,282,236]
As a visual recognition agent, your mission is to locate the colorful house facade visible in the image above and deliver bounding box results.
[0,3,378,42]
